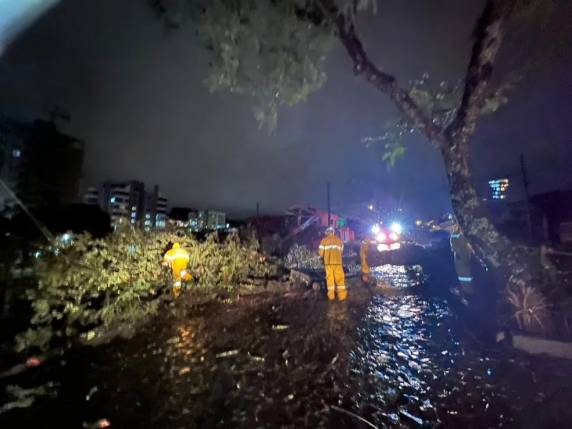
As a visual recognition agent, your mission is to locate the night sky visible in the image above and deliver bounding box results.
[1,0,570,218]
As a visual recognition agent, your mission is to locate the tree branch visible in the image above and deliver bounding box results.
[446,0,517,143]
[317,0,446,147]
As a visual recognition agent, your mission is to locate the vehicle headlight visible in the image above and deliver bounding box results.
[390,222,403,234]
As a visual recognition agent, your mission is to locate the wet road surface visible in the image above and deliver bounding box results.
[2,265,572,428]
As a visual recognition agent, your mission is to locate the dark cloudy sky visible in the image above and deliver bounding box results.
[1,0,571,218]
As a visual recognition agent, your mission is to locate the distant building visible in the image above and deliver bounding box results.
[0,117,84,210]
[207,210,226,230]
[169,207,195,222]
[83,187,99,206]
[188,210,227,232]
[83,180,167,230]
[187,211,202,231]
[144,186,167,230]
[284,205,355,242]
[488,178,510,200]
[0,117,28,213]
[167,207,195,229]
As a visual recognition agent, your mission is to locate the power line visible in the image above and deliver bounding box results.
[0,178,55,245]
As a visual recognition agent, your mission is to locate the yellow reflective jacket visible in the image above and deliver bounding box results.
[359,240,370,261]
[163,247,190,272]
[319,234,344,265]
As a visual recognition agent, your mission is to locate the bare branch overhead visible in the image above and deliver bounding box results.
[447,0,517,143]
[318,0,446,147]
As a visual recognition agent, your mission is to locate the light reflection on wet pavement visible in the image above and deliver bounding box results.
[346,268,572,428]
[349,294,499,427]
[370,264,426,289]
[3,264,572,428]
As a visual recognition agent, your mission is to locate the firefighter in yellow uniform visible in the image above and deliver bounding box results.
[360,239,371,283]
[162,242,192,298]
[319,227,347,301]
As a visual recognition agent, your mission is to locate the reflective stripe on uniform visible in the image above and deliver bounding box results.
[320,245,343,250]
[458,276,473,282]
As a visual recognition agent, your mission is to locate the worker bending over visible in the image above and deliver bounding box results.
[162,242,192,298]
[319,227,347,301]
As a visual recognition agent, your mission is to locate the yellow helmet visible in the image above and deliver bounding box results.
[172,242,181,249]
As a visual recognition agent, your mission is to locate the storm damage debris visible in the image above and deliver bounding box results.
[0,383,57,415]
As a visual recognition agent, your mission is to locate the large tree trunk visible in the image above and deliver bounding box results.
[441,137,551,331]
[441,140,511,268]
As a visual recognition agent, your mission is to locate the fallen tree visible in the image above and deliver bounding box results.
[15,229,276,352]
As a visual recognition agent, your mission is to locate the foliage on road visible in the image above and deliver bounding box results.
[285,244,323,271]
[0,383,57,415]
[15,229,275,352]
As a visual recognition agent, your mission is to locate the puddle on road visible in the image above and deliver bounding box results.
[339,266,572,428]
[370,265,425,289]
[348,293,507,427]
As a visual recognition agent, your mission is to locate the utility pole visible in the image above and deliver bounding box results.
[520,154,533,242]
[327,181,331,226]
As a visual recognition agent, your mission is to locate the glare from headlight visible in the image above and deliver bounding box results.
[390,222,403,234]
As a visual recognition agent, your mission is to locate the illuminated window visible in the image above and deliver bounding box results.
[489,178,509,200]
[12,149,21,158]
